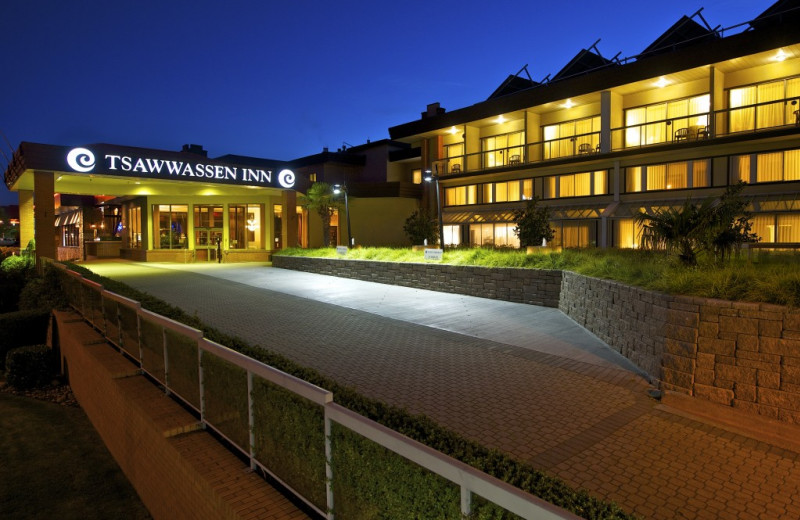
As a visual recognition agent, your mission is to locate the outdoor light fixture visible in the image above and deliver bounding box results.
[333,184,353,247]
[654,76,670,88]
[775,49,788,62]
[448,126,458,135]
[494,115,506,124]
[562,99,575,109]
[423,169,444,247]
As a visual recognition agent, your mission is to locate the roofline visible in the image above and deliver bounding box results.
[389,17,800,140]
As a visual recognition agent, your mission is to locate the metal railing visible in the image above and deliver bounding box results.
[52,261,579,520]
[434,98,800,176]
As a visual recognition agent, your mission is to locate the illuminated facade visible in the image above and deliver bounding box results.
[4,142,302,262]
[388,1,800,249]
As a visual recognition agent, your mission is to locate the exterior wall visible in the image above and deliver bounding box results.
[18,189,34,249]
[33,171,56,260]
[274,255,800,424]
[349,197,420,247]
[272,255,562,307]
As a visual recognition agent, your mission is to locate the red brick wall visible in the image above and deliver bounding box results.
[53,310,308,520]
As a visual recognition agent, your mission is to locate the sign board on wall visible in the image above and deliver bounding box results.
[61,144,295,189]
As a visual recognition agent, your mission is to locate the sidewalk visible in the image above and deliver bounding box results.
[84,260,800,520]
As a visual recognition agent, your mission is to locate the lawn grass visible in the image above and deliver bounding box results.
[0,392,151,520]
[276,247,800,306]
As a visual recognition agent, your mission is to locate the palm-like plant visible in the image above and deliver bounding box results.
[635,182,758,266]
[299,182,342,247]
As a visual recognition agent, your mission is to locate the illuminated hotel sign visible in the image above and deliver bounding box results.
[64,145,295,189]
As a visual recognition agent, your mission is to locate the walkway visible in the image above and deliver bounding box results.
[84,260,800,520]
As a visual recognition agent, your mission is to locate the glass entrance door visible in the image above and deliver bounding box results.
[194,205,223,262]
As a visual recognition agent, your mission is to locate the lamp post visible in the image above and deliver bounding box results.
[332,184,353,247]
[423,169,444,247]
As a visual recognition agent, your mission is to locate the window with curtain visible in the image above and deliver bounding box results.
[153,204,188,249]
[445,143,464,173]
[615,219,642,249]
[625,94,709,147]
[627,161,708,192]
[229,204,263,249]
[729,76,800,132]
[543,116,600,159]
[626,167,643,192]
[523,179,533,199]
[481,131,524,168]
[443,225,461,246]
[731,149,800,183]
[543,171,608,198]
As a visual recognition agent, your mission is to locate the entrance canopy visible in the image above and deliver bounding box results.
[5,142,298,197]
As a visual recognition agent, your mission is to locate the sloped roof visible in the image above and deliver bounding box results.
[639,14,718,57]
[749,0,800,30]
[487,75,539,100]
[552,48,616,81]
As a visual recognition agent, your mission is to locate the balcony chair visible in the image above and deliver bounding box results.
[509,154,521,165]
[674,128,689,141]
[696,126,710,139]
[451,163,461,173]
[578,143,593,154]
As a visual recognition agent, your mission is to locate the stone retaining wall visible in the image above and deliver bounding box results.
[274,255,800,424]
[273,255,562,307]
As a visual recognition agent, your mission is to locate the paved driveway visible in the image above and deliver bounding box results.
[83,260,800,520]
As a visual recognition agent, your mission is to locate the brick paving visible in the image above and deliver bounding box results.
[85,261,800,520]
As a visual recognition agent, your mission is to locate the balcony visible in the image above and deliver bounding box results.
[432,97,800,176]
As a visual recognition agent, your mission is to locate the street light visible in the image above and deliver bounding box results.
[423,169,444,247]
[332,184,353,247]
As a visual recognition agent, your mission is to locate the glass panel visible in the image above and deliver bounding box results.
[693,160,709,188]
[666,163,688,189]
[544,177,557,199]
[625,108,645,147]
[522,179,533,199]
[246,204,263,249]
[154,204,188,249]
[785,150,800,181]
[575,172,591,196]
[729,86,756,132]
[119,303,139,359]
[559,175,574,197]
[507,181,520,201]
[443,225,460,246]
[731,155,751,183]
[466,185,477,204]
[495,182,508,203]
[229,205,246,248]
[647,165,666,191]
[778,214,800,242]
[617,219,636,249]
[757,80,784,128]
[757,152,783,182]
[483,184,493,203]
[751,214,775,243]
[594,170,607,195]
[626,167,642,192]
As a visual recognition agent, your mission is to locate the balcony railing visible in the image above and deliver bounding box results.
[432,97,800,176]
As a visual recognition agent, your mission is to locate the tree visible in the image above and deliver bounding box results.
[403,208,439,245]
[635,182,759,265]
[299,182,341,247]
[512,197,554,248]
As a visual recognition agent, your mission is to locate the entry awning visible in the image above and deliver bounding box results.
[55,210,81,227]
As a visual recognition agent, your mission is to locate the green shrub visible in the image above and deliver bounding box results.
[0,309,50,371]
[5,344,55,389]
[0,255,35,312]
[18,265,70,311]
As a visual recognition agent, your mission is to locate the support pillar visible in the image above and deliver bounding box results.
[33,170,56,261]
[18,190,34,250]
[281,190,298,249]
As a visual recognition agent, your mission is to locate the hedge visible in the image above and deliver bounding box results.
[0,309,51,371]
[6,344,55,390]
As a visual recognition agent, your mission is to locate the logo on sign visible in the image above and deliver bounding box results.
[66,148,96,172]
[278,169,295,188]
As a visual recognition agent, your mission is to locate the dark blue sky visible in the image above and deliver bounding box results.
[0,0,769,204]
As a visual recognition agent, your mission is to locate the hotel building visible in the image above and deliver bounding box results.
[388,0,800,249]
